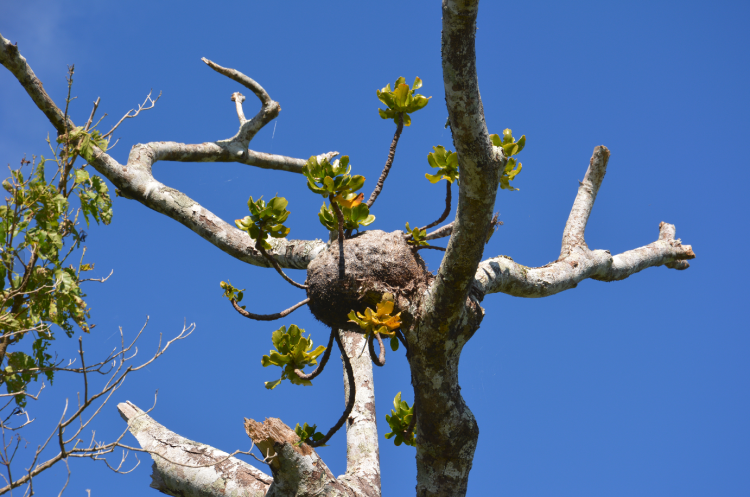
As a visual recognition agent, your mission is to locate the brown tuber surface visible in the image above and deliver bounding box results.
[306,230,431,330]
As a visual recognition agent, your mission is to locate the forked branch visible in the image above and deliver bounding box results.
[560,146,609,258]
[0,33,329,272]
[474,146,696,300]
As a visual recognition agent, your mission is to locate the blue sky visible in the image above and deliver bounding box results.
[1,1,749,495]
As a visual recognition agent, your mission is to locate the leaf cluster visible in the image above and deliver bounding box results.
[404,222,428,247]
[377,77,431,126]
[348,297,402,351]
[490,129,526,191]
[219,280,244,303]
[384,392,416,447]
[318,200,375,232]
[303,155,364,198]
[235,196,290,250]
[1,149,112,405]
[261,325,326,390]
[294,422,326,446]
[303,155,375,231]
[425,145,459,184]
[57,126,109,164]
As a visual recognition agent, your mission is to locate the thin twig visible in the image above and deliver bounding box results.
[294,329,335,381]
[256,244,308,290]
[83,97,101,132]
[412,245,446,252]
[366,113,404,208]
[421,181,452,232]
[309,330,355,447]
[102,90,161,139]
[230,298,309,321]
[424,221,454,241]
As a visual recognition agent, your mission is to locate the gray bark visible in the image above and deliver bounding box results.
[118,401,273,497]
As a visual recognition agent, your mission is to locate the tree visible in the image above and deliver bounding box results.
[4,0,736,492]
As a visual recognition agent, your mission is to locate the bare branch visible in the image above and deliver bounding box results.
[0,34,72,135]
[244,149,338,174]
[202,57,272,106]
[102,90,161,139]
[83,97,100,132]
[560,146,610,258]
[474,221,695,299]
[230,92,246,123]
[0,34,329,271]
[0,320,193,496]
[119,402,272,497]
[231,297,309,321]
[425,220,453,241]
[474,145,695,300]
[412,245,446,252]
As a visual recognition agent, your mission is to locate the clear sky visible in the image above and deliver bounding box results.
[1,1,749,495]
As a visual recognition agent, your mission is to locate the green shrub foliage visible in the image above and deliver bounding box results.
[1,126,112,405]
[261,325,327,390]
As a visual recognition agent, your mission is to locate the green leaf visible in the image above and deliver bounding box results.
[74,169,89,184]
[264,379,282,390]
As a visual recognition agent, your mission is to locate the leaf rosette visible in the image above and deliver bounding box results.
[404,222,428,246]
[490,128,526,191]
[261,325,326,390]
[294,422,326,447]
[303,155,365,198]
[376,77,431,126]
[384,392,416,447]
[425,145,459,184]
[235,195,291,250]
[348,297,402,352]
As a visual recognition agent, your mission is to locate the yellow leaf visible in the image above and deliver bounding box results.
[333,192,364,209]
[382,314,402,330]
[376,300,394,317]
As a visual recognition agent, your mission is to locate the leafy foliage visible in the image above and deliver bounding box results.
[426,145,459,184]
[376,77,431,126]
[348,295,402,346]
[318,201,375,232]
[384,392,416,447]
[235,196,291,250]
[404,222,428,247]
[261,325,326,390]
[490,129,526,191]
[1,128,113,405]
[303,155,374,231]
[303,155,364,198]
[219,280,244,304]
[57,126,109,164]
[294,422,326,446]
